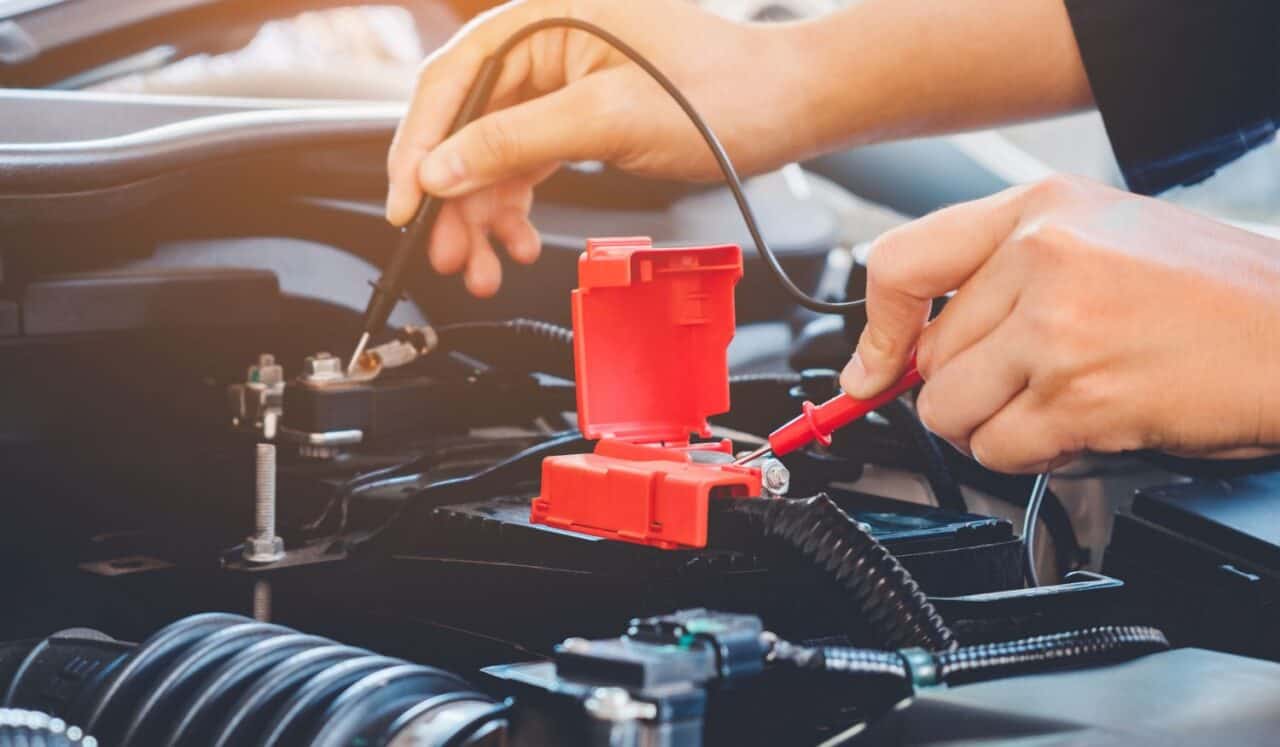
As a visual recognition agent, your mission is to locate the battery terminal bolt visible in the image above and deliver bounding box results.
[760,458,790,497]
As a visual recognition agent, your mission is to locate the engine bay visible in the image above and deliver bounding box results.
[5,3,1280,745]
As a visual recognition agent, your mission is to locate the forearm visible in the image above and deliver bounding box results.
[776,0,1094,156]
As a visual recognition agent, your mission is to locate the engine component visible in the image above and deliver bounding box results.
[227,353,285,438]
[1104,471,1280,661]
[485,609,771,747]
[0,709,95,746]
[348,326,439,382]
[487,607,1171,747]
[281,372,436,447]
[0,614,502,747]
[533,238,766,549]
[850,647,1280,746]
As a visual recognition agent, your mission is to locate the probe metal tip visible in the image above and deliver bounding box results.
[346,332,371,378]
[733,444,772,466]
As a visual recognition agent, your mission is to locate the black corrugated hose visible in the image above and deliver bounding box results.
[771,625,1169,692]
[59,613,500,747]
[716,494,958,651]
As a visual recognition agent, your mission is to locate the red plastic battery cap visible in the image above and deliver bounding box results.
[531,237,762,550]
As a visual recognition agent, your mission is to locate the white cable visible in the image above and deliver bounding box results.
[1022,472,1051,587]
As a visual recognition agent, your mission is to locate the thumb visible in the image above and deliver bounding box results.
[841,279,931,399]
[839,237,931,399]
[418,77,616,198]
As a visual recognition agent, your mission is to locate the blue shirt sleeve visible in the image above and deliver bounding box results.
[1065,0,1280,196]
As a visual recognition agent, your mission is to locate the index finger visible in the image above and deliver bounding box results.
[844,182,1034,398]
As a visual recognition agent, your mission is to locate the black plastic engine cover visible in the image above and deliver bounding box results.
[853,648,1280,746]
[1103,473,1280,661]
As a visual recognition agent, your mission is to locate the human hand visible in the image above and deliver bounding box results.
[386,0,814,297]
[840,175,1280,472]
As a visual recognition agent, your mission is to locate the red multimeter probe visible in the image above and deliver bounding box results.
[732,359,923,465]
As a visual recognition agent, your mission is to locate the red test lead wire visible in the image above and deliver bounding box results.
[734,358,923,465]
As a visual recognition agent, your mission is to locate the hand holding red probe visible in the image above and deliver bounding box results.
[734,358,922,465]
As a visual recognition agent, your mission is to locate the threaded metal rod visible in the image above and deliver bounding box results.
[244,443,284,563]
[254,443,276,537]
[252,579,272,622]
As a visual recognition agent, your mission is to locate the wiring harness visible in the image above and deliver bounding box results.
[769,625,1169,692]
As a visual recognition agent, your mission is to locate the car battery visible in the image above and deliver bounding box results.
[1103,472,1280,661]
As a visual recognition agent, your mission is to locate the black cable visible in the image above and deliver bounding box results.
[435,318,573,348]
[433,318,575,378]
[768,621,1172,690]
[933,624,1169,685]
[773,625,1169,690]
[880,399,967,513]
[301,433,574,537]
[357,432,591,552]
[299,459,413,535]
[481,18,861,315]
[713,494,957,651]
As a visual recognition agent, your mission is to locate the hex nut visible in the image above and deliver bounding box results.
[243,535,285,564]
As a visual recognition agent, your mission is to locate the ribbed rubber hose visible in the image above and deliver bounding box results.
[777,625,1169,690]
[722,494,957,651]
[63,614,497,747]
[0,709,95,746]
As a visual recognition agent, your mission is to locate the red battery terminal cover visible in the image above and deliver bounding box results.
[530,237,762,549]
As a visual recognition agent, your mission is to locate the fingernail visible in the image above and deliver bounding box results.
[841,352,870,395]
[421,149,467,193]
[385,187,408,224]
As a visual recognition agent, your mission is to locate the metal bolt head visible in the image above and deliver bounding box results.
[302,352,345,383]
[761,458,790,496]
[243,535,284,564]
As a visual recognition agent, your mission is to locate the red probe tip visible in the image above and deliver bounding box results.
[765,365,923,459]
